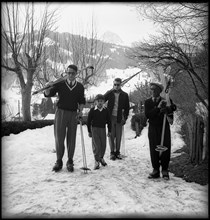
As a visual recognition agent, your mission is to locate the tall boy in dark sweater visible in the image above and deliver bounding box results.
[44,64,86,172]
[87,94,111,170]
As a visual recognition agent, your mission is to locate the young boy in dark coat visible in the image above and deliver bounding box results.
[87,94,111,170]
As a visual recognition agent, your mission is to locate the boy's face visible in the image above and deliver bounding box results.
[66,67,77,81]
[113,80,121,91]
[95,99,104,108]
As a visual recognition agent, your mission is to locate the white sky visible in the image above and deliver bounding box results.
[2,2,156,46]
[50,2,156,46]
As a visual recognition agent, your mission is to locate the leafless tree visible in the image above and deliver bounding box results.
[128,3,208,110]
[128,3,208,162]
[63,17,111,89]
[135,3,208,43]
[1,2,58,121]
[130,81,151,104]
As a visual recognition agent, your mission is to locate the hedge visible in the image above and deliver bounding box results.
[1,120,54,137]
[1,116,88,137]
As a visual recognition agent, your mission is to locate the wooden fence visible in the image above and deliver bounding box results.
[187,115,208,164]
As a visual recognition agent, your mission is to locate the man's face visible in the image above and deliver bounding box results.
[150,85,161,97]
[95,99,104,108]
[66,67,77,81]
[113,81,121,90]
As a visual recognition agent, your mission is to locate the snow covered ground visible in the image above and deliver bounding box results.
[1,113,208,218]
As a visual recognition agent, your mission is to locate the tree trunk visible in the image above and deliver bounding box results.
[202,116,208,160]
[21,85,32,122]
[135,122,140,137]
[198,118,204,163]
[186,114,194,162]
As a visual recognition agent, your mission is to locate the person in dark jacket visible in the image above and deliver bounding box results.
[44,64,86,172]
[87,94,111,170]
[145,83,176,180]
[104,78,130,160]
[144,82,176,180]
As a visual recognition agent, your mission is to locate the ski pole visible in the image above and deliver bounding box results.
[79,119,91,173]
[121,125,126,158]
[156,113,167,156]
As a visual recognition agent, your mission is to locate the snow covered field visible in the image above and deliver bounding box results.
[1,113,208,218]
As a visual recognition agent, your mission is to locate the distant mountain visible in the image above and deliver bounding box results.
[101,31,124,45]
[2,30,137,90]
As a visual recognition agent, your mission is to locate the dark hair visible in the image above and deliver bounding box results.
[94,94,105,101]
[67,64,78,72]
[114,78,122,83]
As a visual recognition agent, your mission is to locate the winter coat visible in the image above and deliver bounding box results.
[104,89,130,123]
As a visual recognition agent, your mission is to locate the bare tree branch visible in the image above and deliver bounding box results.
[1,2,58,121]
[129,3,208,111]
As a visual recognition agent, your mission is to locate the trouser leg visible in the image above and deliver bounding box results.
[66,111,78,163]
[160,126,171,171]
[54,109,67,161]
[92,127,101,161]
[115,122,123,155]
[148,125,161,171]
[109,116,117,154]
[100,128,107,158]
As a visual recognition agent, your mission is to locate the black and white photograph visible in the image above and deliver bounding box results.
[1,2,208,218]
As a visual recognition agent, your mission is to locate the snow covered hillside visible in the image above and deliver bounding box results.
[86,67,148,98]
[1,113,208,218]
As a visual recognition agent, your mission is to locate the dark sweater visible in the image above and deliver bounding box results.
[103,89,130,123]
[87,107,111,133]
[44,80,86,111]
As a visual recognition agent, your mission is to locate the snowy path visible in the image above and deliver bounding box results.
[1,115,208,218]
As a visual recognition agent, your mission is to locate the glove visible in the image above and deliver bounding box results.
[170,103,177,111]
[160,107,168,114]
[121,119,126,125]
[160,106,172,114]
[88,132,92,138]
[76,111,83,120]
[158,100,167,108]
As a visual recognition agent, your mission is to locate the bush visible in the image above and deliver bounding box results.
[170,146,208,185]
[1,120,54,137]
[131,113,147,135]
[1,116,89,137]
